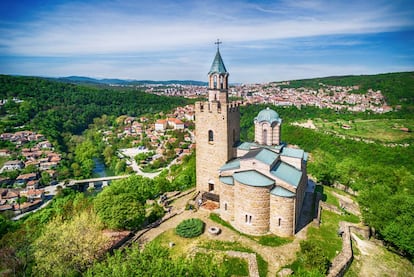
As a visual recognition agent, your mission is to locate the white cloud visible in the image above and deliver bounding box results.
[2,0,413,56]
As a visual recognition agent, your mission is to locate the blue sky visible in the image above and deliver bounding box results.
[0,0,413,83]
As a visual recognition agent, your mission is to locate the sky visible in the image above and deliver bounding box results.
[0,0,413,83]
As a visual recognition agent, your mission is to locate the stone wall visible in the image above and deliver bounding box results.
[220,182,234,221]
[327,221,354,277]
[195,100,240,195]
[269,194,294,236]
[233,181,271,235]
[319,201,370,277]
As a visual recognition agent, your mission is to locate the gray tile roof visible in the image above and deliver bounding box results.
[219,176,234,185]
[270,161,303,188]
[208,49,227,74]
[220,158,240,171]
[281,147,305,159]
[233,170,275,187]
[270,186,295,198]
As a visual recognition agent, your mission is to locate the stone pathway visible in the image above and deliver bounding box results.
[136,189,310,276]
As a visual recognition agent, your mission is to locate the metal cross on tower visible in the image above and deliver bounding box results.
[215,39,222,49]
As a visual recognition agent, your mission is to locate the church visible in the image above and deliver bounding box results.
[195,43,308,237]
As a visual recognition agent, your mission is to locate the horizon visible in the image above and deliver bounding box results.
[1,0,414,83]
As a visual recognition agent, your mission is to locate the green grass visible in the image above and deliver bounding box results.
[223,256,249,276]
[312,118,414,143]
[200,240,268,277]
[0,156,9,169]
[209,213,292,247]
[307,210,345,259]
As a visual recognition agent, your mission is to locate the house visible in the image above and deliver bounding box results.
[39,162,57,171]
[16,173,38,185]
[0,188,20,202]
[1,160,24,173]
[167,118,185,130]
[37,141,52,149]
[20,189,44,201]
[26,180,40,190]
[0,149,11,157]
[155,119,167,131]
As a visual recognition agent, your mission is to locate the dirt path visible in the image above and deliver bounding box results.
[350,233,414,276]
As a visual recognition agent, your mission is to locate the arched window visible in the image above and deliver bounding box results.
[263,129,267,145]
[208,130,214,142]
[220,75,224,89]
[213,75,217,89]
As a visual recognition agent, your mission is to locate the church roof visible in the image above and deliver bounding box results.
[270,186,295,198]
[281,147,306,160]
[270,161,303,188]
[208,49,228,74]
[220,158,240,171]
[233,170,275,187]
[237,141,284,153]
[219,176,234,185]
[242,148,279,165]
[254,107,281,124]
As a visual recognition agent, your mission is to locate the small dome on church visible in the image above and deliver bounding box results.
[255,107,281,124]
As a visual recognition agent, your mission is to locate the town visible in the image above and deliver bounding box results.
[0,104,196,215]
[142,81,391,113]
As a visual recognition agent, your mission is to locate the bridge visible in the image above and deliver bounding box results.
[66,175,130,190]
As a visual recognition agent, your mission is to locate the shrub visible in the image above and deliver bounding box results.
[175,218,204,238]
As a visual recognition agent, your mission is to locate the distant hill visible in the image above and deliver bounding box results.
[276,71,414,105]
[56,76,207,87]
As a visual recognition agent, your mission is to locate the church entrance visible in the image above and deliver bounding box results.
[209,183,214,192]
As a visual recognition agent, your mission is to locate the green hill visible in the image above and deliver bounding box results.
[278,71,414,106]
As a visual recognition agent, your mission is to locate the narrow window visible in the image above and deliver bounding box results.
[245,214,248,223]
[208,130,214,142]
[263,129,267,145]
[278,218,281,226]
[209,183,214,192]
[224,203,227,211]
[220,75,224,89]
[249,215,252,223]
[213,75,217,89]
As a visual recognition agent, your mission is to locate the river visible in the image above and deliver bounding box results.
[92,158,114,178]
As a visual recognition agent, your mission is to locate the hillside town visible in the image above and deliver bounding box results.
[0,105,196,215]
[142,82,391,113]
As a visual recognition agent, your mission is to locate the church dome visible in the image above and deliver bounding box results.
[255,107,281,124]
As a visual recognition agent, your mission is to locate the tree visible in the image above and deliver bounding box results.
[86,242,228,277]
[297,240,330,275]
[40,171,51,186]
[33,210,109,276]
[94,176,151,230]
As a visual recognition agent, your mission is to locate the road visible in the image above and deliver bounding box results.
[11,182,63,220]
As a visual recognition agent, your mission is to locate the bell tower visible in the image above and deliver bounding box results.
[195,40,240,198]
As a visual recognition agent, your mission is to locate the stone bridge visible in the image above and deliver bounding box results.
[66,175,130,190]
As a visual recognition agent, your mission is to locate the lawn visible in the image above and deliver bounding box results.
[312,118,414,143]
[153,229,269,277]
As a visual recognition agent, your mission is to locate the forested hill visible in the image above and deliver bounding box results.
[55,76,208,86]
[0,75,191,150]
[278,71,414,106]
